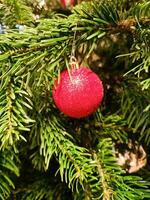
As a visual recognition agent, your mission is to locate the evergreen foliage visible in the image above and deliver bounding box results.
[0,150,19,199]
[0,0,150,199]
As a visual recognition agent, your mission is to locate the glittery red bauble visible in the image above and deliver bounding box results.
[53,67,104,118]
[60,0,76,8]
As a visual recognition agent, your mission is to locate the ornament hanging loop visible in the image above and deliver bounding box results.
[69,56,79,69]
[69,22,79,69]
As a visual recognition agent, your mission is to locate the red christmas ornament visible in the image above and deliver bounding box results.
[52,66,104,118]
[60,0,76,8]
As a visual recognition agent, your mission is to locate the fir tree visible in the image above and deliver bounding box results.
[0,0,150,199]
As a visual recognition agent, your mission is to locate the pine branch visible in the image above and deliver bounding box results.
[141,78,150,91]
[0,1,120,67]
[122,48,150,77]
[90,138,150,200]
[31,114,93,191]
[30,110,150,199]
[0,1,148,83]
[20,179,54,200]
[0,79,35,150]
[92,111,129,143]
[0,149,19,200]
[92,152,112,200]
[0,1,148,87]
[0,0,34,27]
[121,79,150,144]
[131,1,150,19]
